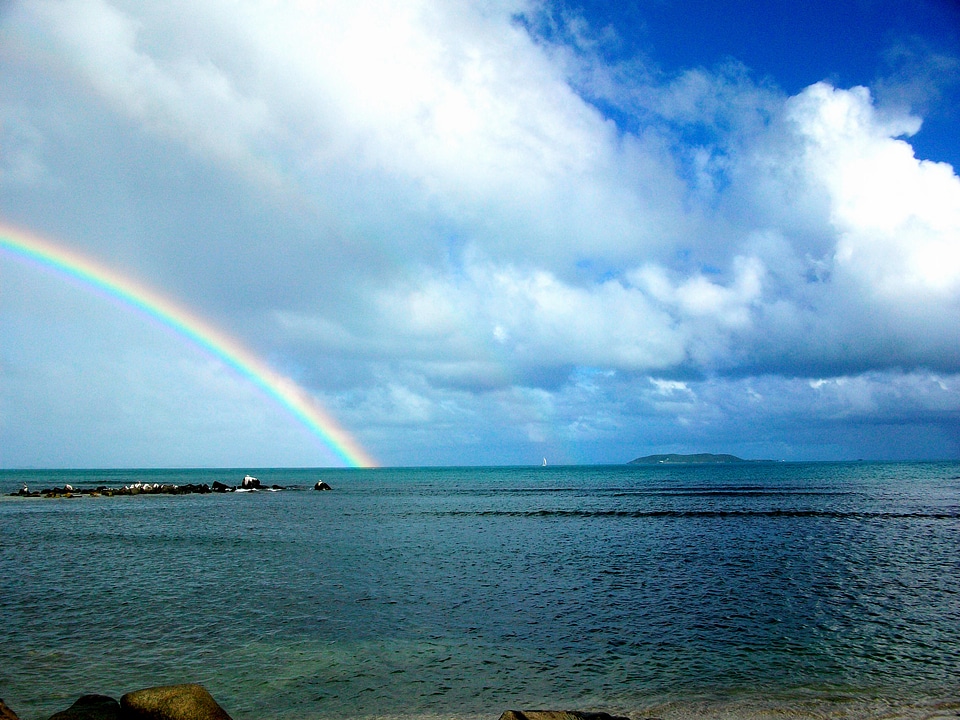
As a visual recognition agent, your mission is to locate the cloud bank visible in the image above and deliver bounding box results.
[1,0,958,465]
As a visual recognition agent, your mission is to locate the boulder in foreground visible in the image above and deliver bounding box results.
[499,712,636,720]
[120,684,232,720]
[0,699,19,720]
[48,695,122,720]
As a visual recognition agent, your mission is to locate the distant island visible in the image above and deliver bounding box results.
[629,453,752,465]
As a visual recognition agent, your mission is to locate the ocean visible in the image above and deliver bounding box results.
[1,463,958,720]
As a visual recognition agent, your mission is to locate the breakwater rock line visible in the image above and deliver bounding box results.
[10,480,291,499]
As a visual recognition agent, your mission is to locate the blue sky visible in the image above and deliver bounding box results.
[1,0,959,467]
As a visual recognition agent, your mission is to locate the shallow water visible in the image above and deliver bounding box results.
[1,463,959,720]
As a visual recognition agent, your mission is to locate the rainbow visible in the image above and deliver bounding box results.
[0,222,377,468]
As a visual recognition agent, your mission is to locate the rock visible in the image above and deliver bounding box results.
[48,695,121,720]
[120,684,232,720]
[0,699,20,720]
[174,483,208,494]
[499,712,637,720]
[13,482,215,497]
[314,481,332,491]
[240,475,260,489]
[42,486,81,498]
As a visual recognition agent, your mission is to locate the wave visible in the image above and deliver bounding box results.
[432,508,960,520]
[460,488,861,502]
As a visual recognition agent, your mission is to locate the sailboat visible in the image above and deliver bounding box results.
[542,457,547,467]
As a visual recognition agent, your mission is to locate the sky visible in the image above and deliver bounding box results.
[1,0,959,468]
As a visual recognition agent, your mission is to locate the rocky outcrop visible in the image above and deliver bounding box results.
[9,480,297,497]
[11,484,213,498]
[314,481,333,491]
[499,712,637,720]
[120,684,232,720]
[500,710,657,720]
[49,695,122,720]
[5,686,233,720]
[6,697,648,720]
[0,699,20,720]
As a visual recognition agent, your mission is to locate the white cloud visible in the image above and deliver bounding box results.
[788,82,960,297]
[3,1,960,465]
[631,256,764,326]
[237,12,960,383]
[28,0,272,166]
[21,0,695,269]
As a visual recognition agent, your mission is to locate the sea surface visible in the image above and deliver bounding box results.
[1,463,959,720]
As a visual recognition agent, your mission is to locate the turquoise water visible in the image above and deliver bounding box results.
[1,463,959,720]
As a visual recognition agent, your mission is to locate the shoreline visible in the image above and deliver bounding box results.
[5,689,959,720]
